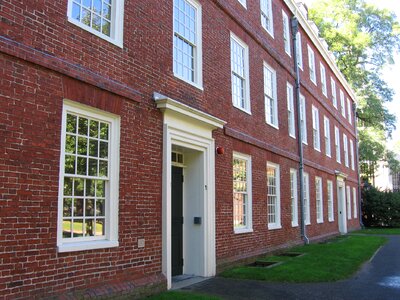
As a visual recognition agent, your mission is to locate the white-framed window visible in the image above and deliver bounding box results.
[261,0,274,37]
[335,126,341,163]
[315,177,323,223]
[320,63,327,96]
[346,186,351,220]
[331,78,337,108]
[327,180,334,222]
[347,98,352,124]
[287,82,295,138]
[343,134,349,167]
[312,105,320,151]
[233,152,253,233]
[237,0,246,8]
[282,11,291,56]
[324,116,331,157]
[350,139,355,170]
[353,187,357,218]
[264,63,278,128]
[57,100,120,253]
[340,90,346,117]
[173,0,203,88]
[267,162,281,229]
[308,45,316,84]
[231,33,250,113]
[290,169,298,227]
[296,32,303,69]
[67,0,125,47]
[300,94,307,144]
[303,172,310,225]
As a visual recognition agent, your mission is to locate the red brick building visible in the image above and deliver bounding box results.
[0,0,360,298]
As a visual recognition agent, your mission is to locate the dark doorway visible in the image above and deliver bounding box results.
[171,166,183,276]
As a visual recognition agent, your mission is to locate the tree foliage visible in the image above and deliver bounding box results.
[308,0,400,178]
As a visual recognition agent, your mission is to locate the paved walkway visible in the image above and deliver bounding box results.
[182,235,400,300]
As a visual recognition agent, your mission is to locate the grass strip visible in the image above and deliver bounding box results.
[221,235,386,283]
[352,227,400,235]
[145,291,220,300]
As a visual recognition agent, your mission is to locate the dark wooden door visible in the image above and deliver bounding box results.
[171,166,183,276]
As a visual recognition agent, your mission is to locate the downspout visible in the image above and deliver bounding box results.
[353,103,364,228]
[291,16,309,244]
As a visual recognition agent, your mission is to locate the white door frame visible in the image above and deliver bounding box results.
[154,93,225,289]
[336,171,348,234]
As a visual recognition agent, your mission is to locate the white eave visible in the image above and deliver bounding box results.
[285,0,358,103]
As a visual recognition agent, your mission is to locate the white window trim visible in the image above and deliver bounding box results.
[335,126,341,163]
[282,10,291,56]
[303,172,311,225]
[347,98,352,124]
[287,82,295,138]
[353,187,357,219]
[343,134,349,167]
[67,0,125,48]
[320,63,327,96]
[230,33,251,114]
[290,169,299,227]
[327,180,334,222]
[267,162,281,230]
[350,139,355,170]
[296,32,303,70]
[308,45,316,85]
[346,186,352,220]
[312,105,321,152]
[316,177,324,223]
[260,0,274,37]
[233,152,253,234]
[264,62,278,128]
[324,116,331,157]
[331,78,337,109]
[340,90,346,117]
[238,0,247,8]
[300,94,307,144]
[173,0,203,89]
[57,99,120,253]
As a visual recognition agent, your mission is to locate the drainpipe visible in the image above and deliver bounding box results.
[353,103,364,228]
[291,16,309,245]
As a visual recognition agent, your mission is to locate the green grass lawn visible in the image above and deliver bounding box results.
[220,235,386,283]
[145,291,220,300]
[352,227,400,235]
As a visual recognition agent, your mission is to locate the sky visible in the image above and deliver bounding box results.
[303,0,400,152]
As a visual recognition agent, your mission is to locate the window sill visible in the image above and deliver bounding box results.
[328,219,334,223]
[290,134,296,139]
[266,122,279,130]
[268,224,282,230]
[234,105,252,115]
[317,220,324,224]
[234,228,253,234]
[291,222,299,227]
[173,73,204,91]
[58,240,119,253]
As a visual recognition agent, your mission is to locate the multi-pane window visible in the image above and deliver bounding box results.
[327,180,334,222]
[353,187,357,218]
[282,11,291,56]
[315,177,323,223]
[347,98,352,124]
[264,63,278,127]
[343,134,349,167]
[340,90,346,117]
[324,116,331,157]
[335,126,341,163]
[296,32,303,69]
[331,78,337,108]
[346,186,352,220]
[350,139,355,170]
[290,169,298,227]
[320,63,327,96]
[287,83,295,138]
[267,163,281,229]
[233,153,252,232]
[303,172,310,225]
[58,101,120,252]
[237,0,246,8]
[231,34,250,112]
[308,45,316,84]
[68,0,124,47]
[173,0,202,86]
[261,0,273,36]
[300,95,307,144]
[312,106,320,151]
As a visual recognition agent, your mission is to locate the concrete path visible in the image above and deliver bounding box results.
[182,235,400,300]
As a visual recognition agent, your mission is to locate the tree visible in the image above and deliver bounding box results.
[308,0,400,179]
